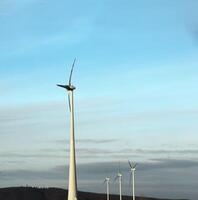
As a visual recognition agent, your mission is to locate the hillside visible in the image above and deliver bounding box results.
[0,187,188,200]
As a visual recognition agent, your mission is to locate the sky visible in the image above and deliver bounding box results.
[0,0,198,199]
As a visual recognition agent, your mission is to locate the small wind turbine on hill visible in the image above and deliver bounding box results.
[114,164,122,200]
[103,177,110,200]
[128,161,137,200]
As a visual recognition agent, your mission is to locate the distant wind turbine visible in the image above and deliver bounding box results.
[103,177,110,200]
[57,58,78,200]
[114,163,122,200]
[128,161,137,200]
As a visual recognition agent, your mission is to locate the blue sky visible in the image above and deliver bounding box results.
[0,0,198,199]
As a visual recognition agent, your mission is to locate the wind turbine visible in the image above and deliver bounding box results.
[57,58,78,200]
[114,164,122,200]
[103,177,110,200]
[128,161,137,200]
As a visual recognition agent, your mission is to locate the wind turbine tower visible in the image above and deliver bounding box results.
[57,59,78,200]
[104,177,110,200]
[114,164,122,200]
[128,161,137,200]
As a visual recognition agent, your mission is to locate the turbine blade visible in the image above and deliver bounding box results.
[118,162,121,174]
[129,172,132,186]
[68,93,71,112]
[114,176,118,182]
[133,163,138,169]
[69,58,76,85]
[128,160,132,168]
[57,84,66,89]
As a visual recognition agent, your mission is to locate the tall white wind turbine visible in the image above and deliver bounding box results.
[114,164,122,200]
[57,59,78,200]
[104,177,110,200]
[128,161,137,200]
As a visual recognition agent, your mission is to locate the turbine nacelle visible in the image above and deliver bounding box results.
[114,173,122,182]
[130,168,136,172]
[57,84,76,91]
[105,177,110,182]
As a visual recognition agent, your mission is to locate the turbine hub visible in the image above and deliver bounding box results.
[67,85,76,91]
[105,177,110,182]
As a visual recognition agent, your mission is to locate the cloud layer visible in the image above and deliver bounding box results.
[0,159,197,200]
